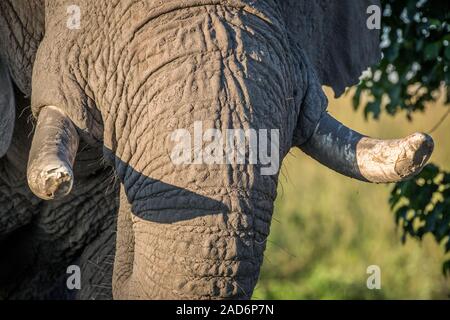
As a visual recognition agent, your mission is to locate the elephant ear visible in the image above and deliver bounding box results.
[280,0,382,97]
[0,57,15,158]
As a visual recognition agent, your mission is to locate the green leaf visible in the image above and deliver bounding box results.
[420,164,440,181]
[388,85,402,109]
[443,173,450,185]
[395,206,410,225]
[429,19,442,29]
[424,203,443,232]
[445,46,450,60]
[352,86,362,110]
[385,42,400,61]
[365,99,382,119]
[424,42,441,61]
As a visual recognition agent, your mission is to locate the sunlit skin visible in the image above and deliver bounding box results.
[0,0,437,300]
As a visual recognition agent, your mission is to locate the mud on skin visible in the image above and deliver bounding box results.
[0,0,433,299]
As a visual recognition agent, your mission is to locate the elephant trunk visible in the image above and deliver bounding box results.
[108,2,290,299]
[113,183,271,299]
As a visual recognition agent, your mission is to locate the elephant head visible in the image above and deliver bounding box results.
[1,0,434,299]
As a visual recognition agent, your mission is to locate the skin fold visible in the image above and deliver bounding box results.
[0,0,433,299]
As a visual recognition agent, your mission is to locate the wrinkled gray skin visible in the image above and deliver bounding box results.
[0,0,117,299]
[0,0,380,299]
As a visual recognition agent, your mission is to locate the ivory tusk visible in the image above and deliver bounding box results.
[299,113,434,183]
[27,106,79,200]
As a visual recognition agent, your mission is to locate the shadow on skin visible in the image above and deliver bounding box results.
[103,146,229,224]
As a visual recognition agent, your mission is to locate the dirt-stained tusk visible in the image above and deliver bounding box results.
[356,132,434,183]
[299,113,434,183]
[27,106,79,200]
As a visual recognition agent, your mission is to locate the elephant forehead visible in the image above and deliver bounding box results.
[36,0,304,150]
[103,7,295,160]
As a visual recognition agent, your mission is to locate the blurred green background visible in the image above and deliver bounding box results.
[255,89,450,300]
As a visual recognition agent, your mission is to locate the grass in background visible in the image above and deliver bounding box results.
[255,89,450,300]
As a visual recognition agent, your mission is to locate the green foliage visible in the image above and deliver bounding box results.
[353,0,450,120]
[352,0,450,275]
[258,146,448,299]
[390,165,450,275]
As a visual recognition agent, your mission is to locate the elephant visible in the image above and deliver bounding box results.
[0,0,434,300]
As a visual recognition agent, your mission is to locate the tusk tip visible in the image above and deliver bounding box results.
[395,132,434,180]
[28,164,74,200]
[410,132,434,151]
